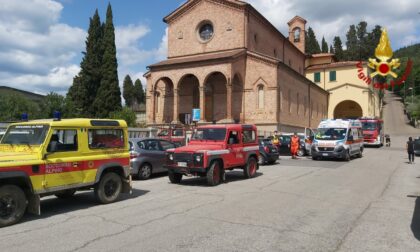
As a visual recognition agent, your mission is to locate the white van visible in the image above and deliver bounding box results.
[311,119,364,161]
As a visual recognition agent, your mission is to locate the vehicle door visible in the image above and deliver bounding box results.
[158,140,176,172]
[305,128,314,153]
[226,130,243,167]
[44,128,86,190]
[140,139,162,170]
[279,135,291,155]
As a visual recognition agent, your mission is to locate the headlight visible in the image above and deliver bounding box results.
[168,153,174,161]
[336,142,344,146]
[195,154,202,162]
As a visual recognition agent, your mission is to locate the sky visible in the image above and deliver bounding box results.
[0,0,419,95]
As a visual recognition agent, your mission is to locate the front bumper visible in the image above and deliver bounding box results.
[262,152,279,161]
[363,139,381,146]
[311,146,347,159]
[165,165,207,174]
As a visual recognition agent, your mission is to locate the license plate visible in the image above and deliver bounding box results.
[177,162,187,167]
[322,153,329,157]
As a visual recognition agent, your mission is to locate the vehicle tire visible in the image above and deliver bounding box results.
[344,150,351,161]
[258,155,266,165]
[94,172,122,204]
[0,185,27,228]
[168,170,182,184]
[244,157,258,179]
[138,163,152,180]
[357,148,363,158]
[207,161,222,186]
[55,189,76,199]
[267,160,277,165]
[312,156,318,160]
[297,149,305,157]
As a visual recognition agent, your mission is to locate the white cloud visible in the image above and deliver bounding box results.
[155,28,168,61]
[0,0,86,94]
[245,0,420,49]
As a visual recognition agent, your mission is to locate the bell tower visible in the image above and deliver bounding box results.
[288,16,307,54]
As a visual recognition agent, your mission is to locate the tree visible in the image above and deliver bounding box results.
[329,45,334,54]
[122,75,135,107]
[356,21,368,59]
[333,36,344,61]
[134,78,145,104]
[39,92,66,118]
[346,25,358,60]
[67,10,103,117]
[109,107,137,127]
[321,37,328,53]
[0,93,40,121]
[367,25,382,58]
[305,27,321,54]
[93,3,121,117]
[67,76,89,117]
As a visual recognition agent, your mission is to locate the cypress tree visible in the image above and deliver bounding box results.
[346,25,358,60]
[321,37,328,53]
[93,3,121,117]
[67,76,89,117]
[305,27,321,55]
[67,10,103,117]
[329,45,334,54]
[333,36,344,61]
[367,25,382,58]
[123,75,135,107]
[356,21,368,59]
[134,79,145,104]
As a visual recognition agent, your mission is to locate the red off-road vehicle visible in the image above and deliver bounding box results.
[165,124,260,186]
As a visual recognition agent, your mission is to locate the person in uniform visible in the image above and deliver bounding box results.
[272,130,280,151]
[407,137,415,164]
[290,132,300,159]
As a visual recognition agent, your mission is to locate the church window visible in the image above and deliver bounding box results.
[257,85,264,109]
[293,28,301,42]
[198,22,214,42]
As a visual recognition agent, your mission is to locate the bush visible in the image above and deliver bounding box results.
[109,107,137,127]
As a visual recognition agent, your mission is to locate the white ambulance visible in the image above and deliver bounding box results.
[311,119,364,161]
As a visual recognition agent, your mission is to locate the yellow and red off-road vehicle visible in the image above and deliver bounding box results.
[0,119,132,227]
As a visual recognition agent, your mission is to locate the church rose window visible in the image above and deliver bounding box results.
[198,23,214,41]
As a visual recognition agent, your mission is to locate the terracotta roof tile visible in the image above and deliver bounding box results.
[148,49,246,68]
[306,61,366,71]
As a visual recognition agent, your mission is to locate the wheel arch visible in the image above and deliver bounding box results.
[0,171,34,194]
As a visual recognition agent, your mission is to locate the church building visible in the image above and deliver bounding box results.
[145,0,329,132]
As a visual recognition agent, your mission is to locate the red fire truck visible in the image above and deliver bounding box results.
[359,117,384,147]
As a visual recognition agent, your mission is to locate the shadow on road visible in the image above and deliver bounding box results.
[178,171,263,187]
[410,196,420,240]
[20,188,149,224]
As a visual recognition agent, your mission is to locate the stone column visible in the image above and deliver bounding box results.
[198,86,206,123]
[171,88,180,124]
[222,80,234,123]
[150,89,156,124]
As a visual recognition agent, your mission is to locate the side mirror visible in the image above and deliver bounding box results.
[47,141,58,153]
[347,135,354,142]
[228,138,235,145]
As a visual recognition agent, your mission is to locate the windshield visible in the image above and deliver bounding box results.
[361,122,377,131]
[192,128,226,141]
[315,128,347,141]
[0,125,49,145]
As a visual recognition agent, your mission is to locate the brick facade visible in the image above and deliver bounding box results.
[145,0,328,133]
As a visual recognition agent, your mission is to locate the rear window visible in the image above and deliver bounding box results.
[242,130,256,143]
[88,129,125,149]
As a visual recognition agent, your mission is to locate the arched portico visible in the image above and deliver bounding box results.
[204,72,227,122]
[153,77,174,124]
[178,74,200,124]
[333,100,363,119]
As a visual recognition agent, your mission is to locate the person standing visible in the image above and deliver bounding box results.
[290,132,300,159]
[407,137,415,164]
[272,130,280,151]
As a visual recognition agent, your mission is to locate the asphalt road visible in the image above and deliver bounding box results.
[1,92,420,252]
